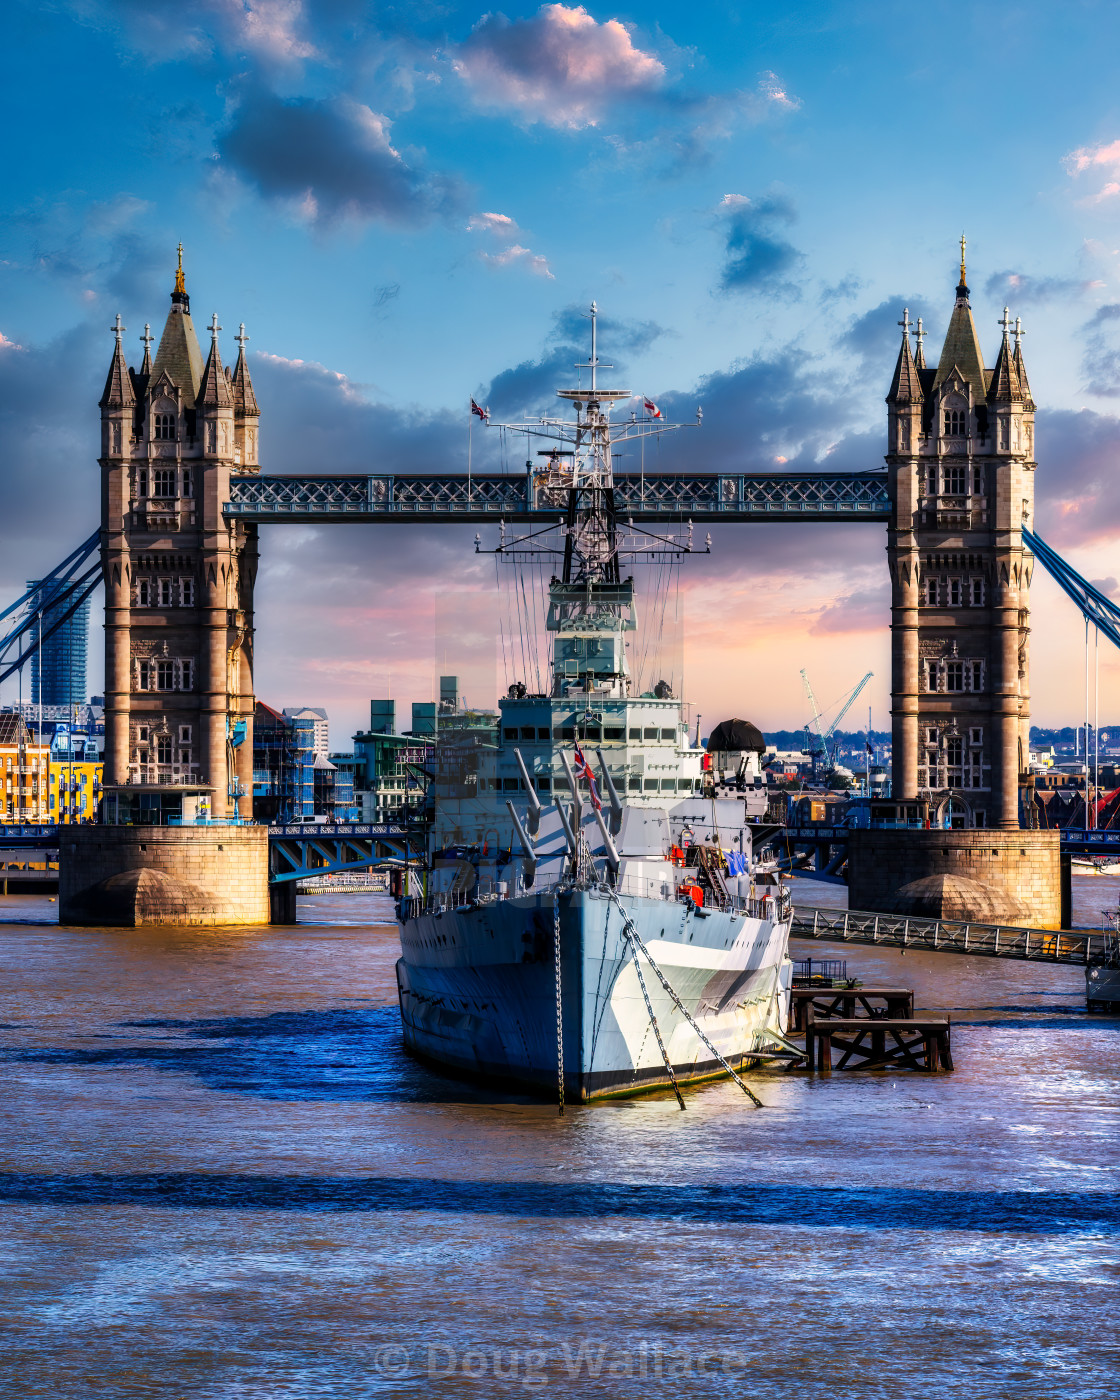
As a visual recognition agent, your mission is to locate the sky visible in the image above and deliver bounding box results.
[4,0,1120,747]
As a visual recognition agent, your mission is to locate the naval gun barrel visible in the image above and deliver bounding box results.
[554,796,579,858]
[513,748,542,834]
[592,806,620,878]
[559,750,584,825]
[506,800,538,888]
[595,748,623,834]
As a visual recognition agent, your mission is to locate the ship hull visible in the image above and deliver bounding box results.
[396,887,791,1102]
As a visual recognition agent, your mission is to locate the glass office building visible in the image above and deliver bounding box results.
[26,579,90,708]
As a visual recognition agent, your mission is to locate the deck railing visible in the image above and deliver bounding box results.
[401,872,792,924]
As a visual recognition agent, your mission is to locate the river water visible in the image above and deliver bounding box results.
[0,888,1117,1398]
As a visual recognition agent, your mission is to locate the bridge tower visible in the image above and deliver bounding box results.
[886,240,1035,830]
[99,251,260,819]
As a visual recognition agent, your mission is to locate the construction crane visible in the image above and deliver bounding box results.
[801,669,874,780]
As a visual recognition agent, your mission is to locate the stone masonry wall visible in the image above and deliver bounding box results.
[847,828,1061,930]
[60,824,269,926]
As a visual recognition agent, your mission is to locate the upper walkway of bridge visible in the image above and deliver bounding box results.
[222,470,892,524]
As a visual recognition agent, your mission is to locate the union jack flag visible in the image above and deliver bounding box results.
[471,398,489,422]
[572,738,602,812]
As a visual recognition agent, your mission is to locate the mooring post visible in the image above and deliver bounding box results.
[871,1026,885,1066]
[940,1018,954,1071]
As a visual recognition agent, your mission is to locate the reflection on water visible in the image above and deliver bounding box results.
[0,891,1116,1398]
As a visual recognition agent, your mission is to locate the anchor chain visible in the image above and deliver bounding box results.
[625,926,686,1110]
[553,888,565,1115]
[604,885,764,1109]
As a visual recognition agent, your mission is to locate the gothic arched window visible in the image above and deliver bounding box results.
[154,412,176,441]
[944,408,966,436]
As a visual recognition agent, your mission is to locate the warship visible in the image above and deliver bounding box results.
[395,306,793,1104]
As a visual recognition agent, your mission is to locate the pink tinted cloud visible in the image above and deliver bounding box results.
[454,4,665,128]
[1064,138,1120,203]
[468,211,554,277]
[479,244,554,278]
[468,212,519,237]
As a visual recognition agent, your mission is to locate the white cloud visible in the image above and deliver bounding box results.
[0,332,23,351]
[479,244,555,278]
[468,212,519,237]
[453,4,665,129]
[70,0,317,66]
[755,70,799,113]
[1064,138,1120,204]
[234,0,317,62]
[468,211,554,277]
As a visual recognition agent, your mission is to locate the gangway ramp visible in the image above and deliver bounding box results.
[792,905,1117,967]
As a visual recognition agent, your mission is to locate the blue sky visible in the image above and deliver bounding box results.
[4,0,1120,742]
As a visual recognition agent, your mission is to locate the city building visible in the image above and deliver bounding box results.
[49,728,103,824]
[26,578,90,708]
[253,702,357,823]
[346,699,432,824]
[2,703,105,757]
[0,715,51,823]
[253,702,312,822]
[282,707,329,758]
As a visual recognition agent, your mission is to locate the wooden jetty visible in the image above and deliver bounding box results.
[788,986,913,1034]
[783,976,952,1075]
[804,1007,953,1074]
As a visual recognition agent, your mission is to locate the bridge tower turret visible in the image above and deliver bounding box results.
[98,250,259,818]
[885,241,1035,830]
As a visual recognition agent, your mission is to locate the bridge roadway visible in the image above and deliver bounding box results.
[223,470,892,524]
[0,823,422,887]
[7,823,1120,881]
[793,905,1117,966]
[772,825,1120,862]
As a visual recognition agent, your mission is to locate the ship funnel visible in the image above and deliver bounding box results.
[506,800,537,889]
[559,750,584,825]
[513,749,541,834]
[592,805,620,879]
[595,749,623,834]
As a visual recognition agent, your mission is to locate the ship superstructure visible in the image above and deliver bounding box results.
[430,305,766,857]
[396,307,792,1103]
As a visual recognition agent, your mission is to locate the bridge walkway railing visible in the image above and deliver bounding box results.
[792,905,1119,966]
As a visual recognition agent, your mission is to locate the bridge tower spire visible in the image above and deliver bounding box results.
[99,251,260,818]
[885,245,1036,830]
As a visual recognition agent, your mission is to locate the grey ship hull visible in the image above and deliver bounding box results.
[396,886,791,1101]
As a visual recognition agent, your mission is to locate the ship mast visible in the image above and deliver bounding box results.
[555,301,628,591]
[479,303,703,700]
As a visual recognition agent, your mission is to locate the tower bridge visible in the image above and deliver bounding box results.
[91,243,1034,829]
[5,242,1095,926]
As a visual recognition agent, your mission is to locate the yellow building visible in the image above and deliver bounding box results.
[50,754,104,823]
[0,715,51,824]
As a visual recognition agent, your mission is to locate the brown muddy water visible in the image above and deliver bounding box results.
[0,887,1117,1398]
